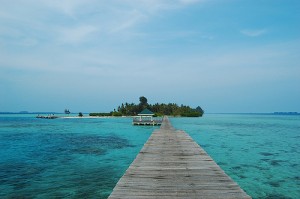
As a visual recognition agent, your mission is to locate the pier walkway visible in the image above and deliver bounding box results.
[108,116,251,199]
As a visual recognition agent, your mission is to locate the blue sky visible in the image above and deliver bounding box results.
[1,0,299,113]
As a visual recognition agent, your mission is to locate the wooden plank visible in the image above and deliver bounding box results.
[108,116,251,199]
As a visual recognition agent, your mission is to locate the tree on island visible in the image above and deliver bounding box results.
[139,96,148,106]
[139,96,149,112]
[196,106,204,116]
[78,112,83,117]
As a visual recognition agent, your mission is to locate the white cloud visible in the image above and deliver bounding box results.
[59,25,98,44]
[1,0,299,113]
[41,0,88,17]
[240,29,267,37]
[0,0,208,45]
[109,10,147,33]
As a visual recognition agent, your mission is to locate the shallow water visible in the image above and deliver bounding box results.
[171,114,300,199]
[0,114,155,198]
[0,114,299,198]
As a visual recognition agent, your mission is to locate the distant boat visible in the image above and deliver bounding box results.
[64,109,71,114]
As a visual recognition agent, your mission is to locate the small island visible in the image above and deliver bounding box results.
[274,112,299,115]
[90,96,204,117]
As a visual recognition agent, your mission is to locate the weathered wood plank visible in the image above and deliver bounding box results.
[108,116,251,198]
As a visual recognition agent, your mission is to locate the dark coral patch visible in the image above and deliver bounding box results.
[270,160,284,166]
[268,181,280,187]
[260,194,292,199]
[260,152,274,156]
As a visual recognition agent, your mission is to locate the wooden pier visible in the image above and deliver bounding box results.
[109,116,251,199]
[132,118,162,126]
[36,115,59,119]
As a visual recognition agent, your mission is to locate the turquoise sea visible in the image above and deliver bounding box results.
[0,114,299,199]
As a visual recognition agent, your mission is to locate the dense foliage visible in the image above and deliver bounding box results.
[89,112,122,117]
[89,112,112,117]
[118,97,203,117]
[89,96,204,117]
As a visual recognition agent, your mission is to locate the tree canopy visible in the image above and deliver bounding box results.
[116,97,204,117]
[139,96,148,106]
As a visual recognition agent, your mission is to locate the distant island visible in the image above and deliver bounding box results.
[274,112,300,115]
[90,96,204,117]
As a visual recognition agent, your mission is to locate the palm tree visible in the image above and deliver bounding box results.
[139,96,148,106]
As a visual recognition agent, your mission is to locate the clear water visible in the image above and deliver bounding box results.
[0,114,155,198]
[0,114,299,199]
[171,114,300,199]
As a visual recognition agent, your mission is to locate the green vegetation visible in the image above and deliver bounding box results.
[89,112,122,117]
[112,112,122,116]
[78,112,83,117]
[117,96,204,117]
[89,97,204,117]
[89,112,112,117]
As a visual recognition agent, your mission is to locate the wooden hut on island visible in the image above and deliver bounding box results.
[132,109,162,126]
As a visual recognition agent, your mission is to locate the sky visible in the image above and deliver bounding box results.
[0,0,299,113]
